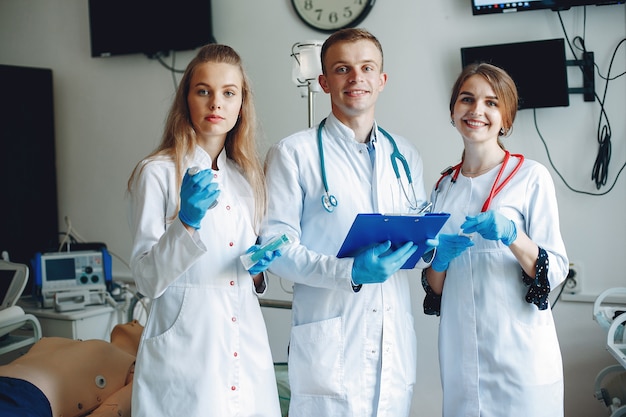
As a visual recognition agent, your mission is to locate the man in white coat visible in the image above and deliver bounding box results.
[263,28,430,417]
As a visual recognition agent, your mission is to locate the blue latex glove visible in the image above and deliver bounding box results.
[178,168,220,229]
[246,245,282,275]
[352,241,417,285]
[430,234,474,272]
[461,210,517,246]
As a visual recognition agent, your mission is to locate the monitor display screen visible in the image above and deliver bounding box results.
[472,0,556,14]
[44,258,76,282]
[88,0,215,58]
[460,38,569,109]
[472,0,623,15]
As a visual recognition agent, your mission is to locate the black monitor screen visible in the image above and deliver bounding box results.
[472,0,556,14]
[88,0,215,58]
[0,65,59,298]
[461,38,569,110]
[472,0,624,15]
[45,258,75,281]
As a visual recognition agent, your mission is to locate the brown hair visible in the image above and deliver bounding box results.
[320,28,384,74]
[128,44,266,228]
[449,62,519,139]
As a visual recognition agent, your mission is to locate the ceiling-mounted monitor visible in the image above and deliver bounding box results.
[471,0,624,15]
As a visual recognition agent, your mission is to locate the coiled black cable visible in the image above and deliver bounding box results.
[556,11,624,192]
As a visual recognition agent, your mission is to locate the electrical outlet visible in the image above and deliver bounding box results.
[564,262,582,294]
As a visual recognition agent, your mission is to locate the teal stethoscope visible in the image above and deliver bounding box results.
[317,117,419,213]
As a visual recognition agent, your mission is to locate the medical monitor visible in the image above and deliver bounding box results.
[88,0,215,58]
[460,38,569,109]
[471,0,624,15]
[0,260,28,311]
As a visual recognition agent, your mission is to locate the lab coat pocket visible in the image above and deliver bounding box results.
[289,316,345,397]
[516,315,563,386]
[141,284,187,340]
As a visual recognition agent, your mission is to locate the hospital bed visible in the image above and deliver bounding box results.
[0,260,42,358]
[593,287,626,416]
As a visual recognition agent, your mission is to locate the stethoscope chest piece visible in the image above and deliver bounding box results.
[322,193,338,213]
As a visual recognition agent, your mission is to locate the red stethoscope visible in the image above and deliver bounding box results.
[434,150,525,212]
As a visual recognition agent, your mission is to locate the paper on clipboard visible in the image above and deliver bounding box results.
[337,213,450,269]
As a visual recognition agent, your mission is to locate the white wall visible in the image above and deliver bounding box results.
[1,0,624,415]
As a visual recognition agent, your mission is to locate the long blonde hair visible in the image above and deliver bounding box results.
[128,44,266,228]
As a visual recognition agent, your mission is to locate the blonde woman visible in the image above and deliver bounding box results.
[127,44,281,417]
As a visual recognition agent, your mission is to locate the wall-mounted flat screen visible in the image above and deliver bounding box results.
[472,0,623,15]
[88,0,215,58]
[0,65,59,295]
[461,38,569,109]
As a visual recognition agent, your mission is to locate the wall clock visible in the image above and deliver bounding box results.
[291,0,376,33]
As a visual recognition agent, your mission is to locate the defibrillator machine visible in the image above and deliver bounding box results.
[32,249,112,311]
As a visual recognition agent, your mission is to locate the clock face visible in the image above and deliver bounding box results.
[291,0,376,33]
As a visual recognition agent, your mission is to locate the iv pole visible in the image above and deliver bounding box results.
[291,41,323,128]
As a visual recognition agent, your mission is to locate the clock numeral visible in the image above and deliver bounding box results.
[294,0,373,31]
[315,7,354,24]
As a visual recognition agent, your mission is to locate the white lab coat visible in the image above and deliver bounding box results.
[430,158,568,417]
[263,114,428,417]
[128,147,281,417]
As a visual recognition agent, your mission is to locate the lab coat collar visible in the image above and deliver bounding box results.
[186,144,226,171]
[324,113,378,146]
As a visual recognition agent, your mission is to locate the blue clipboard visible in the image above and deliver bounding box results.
[337,213,450,269]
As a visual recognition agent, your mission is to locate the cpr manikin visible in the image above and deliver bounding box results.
[0,320,142,417]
